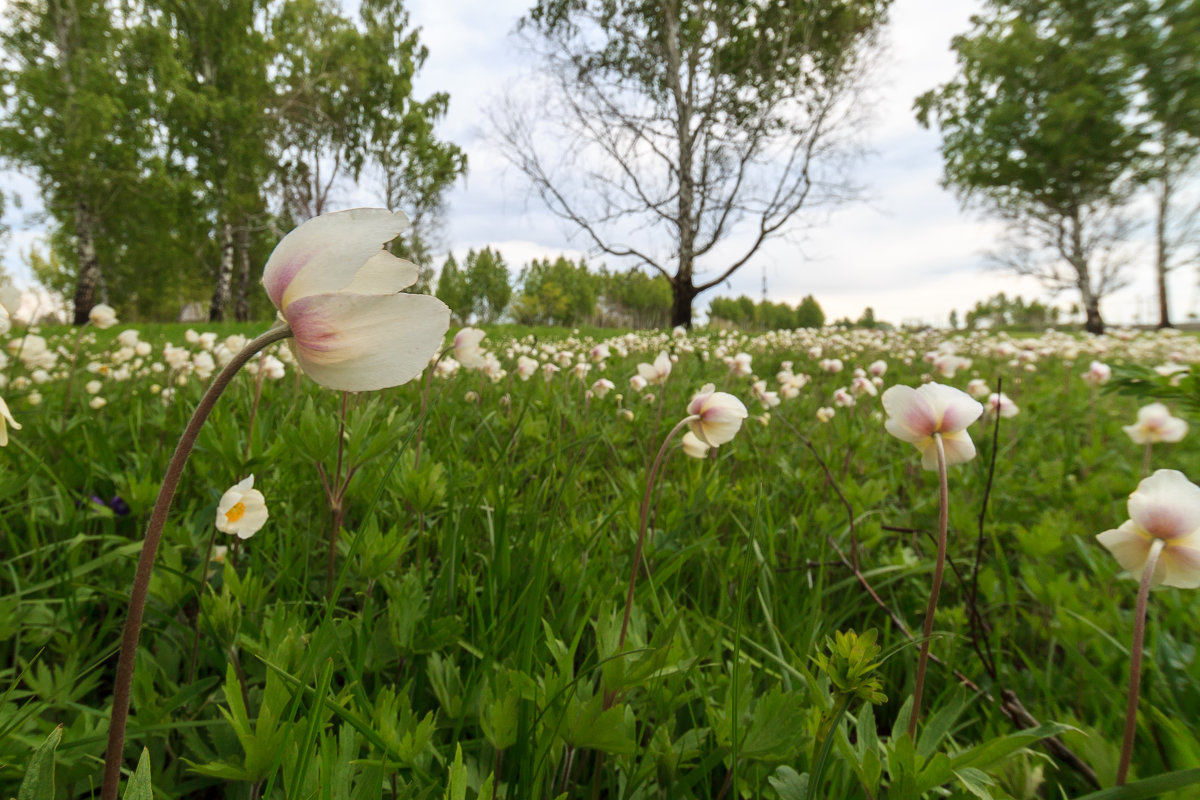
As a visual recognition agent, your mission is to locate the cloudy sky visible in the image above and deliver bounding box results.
[2,0,1195,326]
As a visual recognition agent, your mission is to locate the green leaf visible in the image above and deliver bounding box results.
[122,749,153,800]
[17,725,62,800]
[1070,769,1200,800]
[916,691,969,758]
[741,687,805,760]
[768,765,809,800]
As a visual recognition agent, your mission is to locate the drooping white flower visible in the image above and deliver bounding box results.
[882,382,983,471]
[0,395,21,446]
[262,209,450,391]
[681,431,711,459]
[686,384,748,447]
[1097,470,1200,589]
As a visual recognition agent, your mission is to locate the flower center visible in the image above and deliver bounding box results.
[225,502,246,524]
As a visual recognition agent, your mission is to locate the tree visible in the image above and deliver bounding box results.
[0,0,158,323]
[1123,0,1200,328]
[512,255,599,326]
[435,253,471,323]
[496,0,892,328]
[795,295,826,328]
[916,0,1146,334]
[464,247,511,323]
[598,268,671,328]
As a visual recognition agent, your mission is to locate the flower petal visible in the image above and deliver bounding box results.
[286,291,450,392]
[1127,469,1200,540]
[1097,522,1153,578]
[919,382,983,432]
[882,385,937,442]
[263,209,410,309]
[1162,537,1200,589]
[939,429,978,466]
[339,252,420,295]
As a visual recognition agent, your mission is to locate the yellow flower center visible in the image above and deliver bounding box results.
[225,502,246,524]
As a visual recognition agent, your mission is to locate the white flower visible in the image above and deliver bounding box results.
[686,384,748,447]
[88,304,118,329]
[455,327,488,369]
[1097,470,1200,588]
[681,431,710,459]
[816,407,835,423]
[637,350,672,384]
[0,396,21,445]
[216,475,269,540]
[882,382,983,471]
[262,209,450,391]
[1123,403,1187,444]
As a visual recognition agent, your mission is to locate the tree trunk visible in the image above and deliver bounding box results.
[235,225,252,322]
[1068,209,1104,335]
[72,200,102,326]
[670,279,695,328]
[1154,168,1172,329]
[1083,298,1104,335]
[209,221,235,322]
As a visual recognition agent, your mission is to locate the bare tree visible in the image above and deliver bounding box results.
[494,0,892,328]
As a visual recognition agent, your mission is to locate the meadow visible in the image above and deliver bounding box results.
[2,317,1199,799]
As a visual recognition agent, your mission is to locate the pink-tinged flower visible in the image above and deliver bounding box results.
[1097,470,1200,588]
[686,384,748,446]
[1123,403,1187,444]
[985,392,1019,418]
[1083,361,1111,385]
[850,376,877,397]
[0,395,21,446]
[590,344,610,363]
[591,378,615,398]
[966,378,990,399]
[637,351,672,384]
[629,374,648,392]
[516,355,538,380]
[262,209,450,391]
[216,475,268,540]
[681,431,710,459]
[454,327,487,369]
[868,359,888,377]
[728,352,753,376]
[833,387,855,407]
[933,353,971,379]
[882,382,983,470]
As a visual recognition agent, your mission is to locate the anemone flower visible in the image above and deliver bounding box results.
[262,208,450,391]
[1097,469,1200,785]
[216,475,269,540]
[881,381,982,738]
[0,395,21,446]
[882,383,983,471]
[686,384,748,446]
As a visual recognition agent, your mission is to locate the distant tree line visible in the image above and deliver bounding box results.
[0,0,465,323]
[954,293,1060,330]
[708,295,826,330]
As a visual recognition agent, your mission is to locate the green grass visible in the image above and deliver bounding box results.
[1,322,1198,799]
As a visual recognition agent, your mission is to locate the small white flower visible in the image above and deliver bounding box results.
[216,475,269,540]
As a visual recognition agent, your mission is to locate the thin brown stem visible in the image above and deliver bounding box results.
[1116,539,1164,786]
[101,321,292,800]
[909,432,949,739]
[616,415,697,657]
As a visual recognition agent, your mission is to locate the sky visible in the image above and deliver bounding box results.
[2,0,1196,327]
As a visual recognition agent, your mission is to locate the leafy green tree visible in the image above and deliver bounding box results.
[435,253,471,324]
[598,268,672,328]
[512,256,599,326]
[1124,0,1200,328]
[498,0,893,328]
[0,0,158,323]
[916,0,1146,334]
[464,247,511,323]
[796,295,826,328]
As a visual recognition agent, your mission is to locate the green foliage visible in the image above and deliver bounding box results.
[709,293,827,331]
[963,293,1061,330]
[512,255,600,326]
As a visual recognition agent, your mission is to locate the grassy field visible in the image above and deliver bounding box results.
[2,321,1199,799]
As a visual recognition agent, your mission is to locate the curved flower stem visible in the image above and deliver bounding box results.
[908,432,949,739]
[617,415,698,654]
[1116,538,1164,786]
[101,321,293,800]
